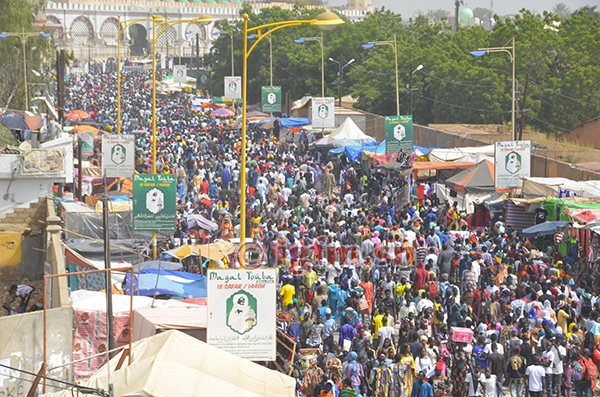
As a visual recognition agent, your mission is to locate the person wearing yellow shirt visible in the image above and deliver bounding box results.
[280,281,296,307]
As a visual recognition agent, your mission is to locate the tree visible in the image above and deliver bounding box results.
[426,9,450,22]
[0,0,53,110]
[552,2,572,19]
[472,7,492,20]
[574,5,600,20]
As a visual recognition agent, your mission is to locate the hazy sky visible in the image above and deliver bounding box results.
[328,0,596,18]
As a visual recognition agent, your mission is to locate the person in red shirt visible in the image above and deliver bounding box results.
[200,179,209,195]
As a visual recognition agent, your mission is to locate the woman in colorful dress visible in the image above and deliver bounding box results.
[301,357,324,397]
[451,342,469,397]
[400,344,416,397]
[344,351,365,394]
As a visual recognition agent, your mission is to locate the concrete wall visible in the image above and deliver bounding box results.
[564,118,600,149]
[413,124,600,181]
[0,307,72,396]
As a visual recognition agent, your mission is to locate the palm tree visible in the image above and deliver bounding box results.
[552,2,572,19]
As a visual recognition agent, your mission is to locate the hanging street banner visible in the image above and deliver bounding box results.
[261,86,282,113]
[173,65,187,83]
[79,131,94,157]
[197,70,211,90]
[311,97,335,128]
[101,135,134,177]
[495,140,531,188]
[132,174,177,231]
[224,76,242,100]
[207,269,277,361]
[385,115,413,153]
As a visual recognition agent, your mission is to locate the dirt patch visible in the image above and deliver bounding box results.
[0,266,45,317]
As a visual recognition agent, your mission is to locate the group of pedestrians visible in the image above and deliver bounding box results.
[66,59,600,397]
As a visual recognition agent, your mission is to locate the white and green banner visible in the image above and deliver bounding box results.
[207,269,277,361]
[173,65,187,83]
[101,134,134,177]
[79,131,94,157]
[261,86,282,113]
[495,140,531,188]
[385,115,413,153]
[224,76,242,100]
[311,97,335,128]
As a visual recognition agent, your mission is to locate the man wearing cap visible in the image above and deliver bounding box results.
[322,309,336,353]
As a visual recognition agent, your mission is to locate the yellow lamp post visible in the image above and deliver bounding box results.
[470,37,516,140]
[239,12,344,262]
[149,14,214,259]
[0,29,52,110]
[116,16,153,134]
[362,34,399,116]
[294,32,324,97]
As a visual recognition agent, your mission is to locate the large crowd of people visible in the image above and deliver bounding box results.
[67,60,600,397]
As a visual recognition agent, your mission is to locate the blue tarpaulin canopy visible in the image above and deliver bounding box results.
[521,220,571,238]
[329,140,385,162]
[279,117,310,128]
[126,269,207,298]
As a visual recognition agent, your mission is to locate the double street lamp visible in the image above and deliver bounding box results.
[328,56,354,107]
[470,37,516,140]
[239,12,344,257]
[362,34,399,116]
[294,32,324,97]
[0,29,52,110]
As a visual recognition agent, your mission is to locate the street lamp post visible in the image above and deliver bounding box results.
[469,37,516,140]
[0,29,52,110]
[328,55,354,107]
[240,12,344,259]
[212,29,235,76]
[409,62,424,115]
[294,32,324,97]
[247,34,273,86]
[362,34,399,116]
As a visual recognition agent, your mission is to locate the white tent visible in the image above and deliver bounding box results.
[43,330,295,397]
[523,177,600,198]
[428,145,495,163]
[330,117,374,141]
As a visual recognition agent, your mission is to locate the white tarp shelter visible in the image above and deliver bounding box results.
[132,306,207,342]
[42,330,295,397]
[523,177,600,198]
[330,117,373,141]
[429,145,495,163]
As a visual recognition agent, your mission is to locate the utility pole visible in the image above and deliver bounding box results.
[409,61,413,115]
[338,54,343,107]
[519,72,530,141]
[102,176,115,358]
[196,32,200,70]
[77,138,82,202]
[56,49,65,125]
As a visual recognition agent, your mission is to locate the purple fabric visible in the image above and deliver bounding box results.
[186,214,218,231]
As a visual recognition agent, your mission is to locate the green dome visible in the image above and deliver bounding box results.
[205,0,216,3]
[179,0,190,2]
[193,0,203,3]
[459,8,473,22]
[234,0,242,4]
[220,0,230,3]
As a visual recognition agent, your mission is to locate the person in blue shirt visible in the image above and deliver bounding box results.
[410,371,434,397]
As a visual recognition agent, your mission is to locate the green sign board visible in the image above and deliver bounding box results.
[197,70,211,90]
[133,174,177,232]
[385,115,413,153]
[261,86,282,113]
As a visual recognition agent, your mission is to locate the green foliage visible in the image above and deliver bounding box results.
[0,0,54,110]
[206,5,600,134]
[552,3,572,19]
[472,7,492,20]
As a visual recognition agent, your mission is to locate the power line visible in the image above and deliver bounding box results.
[417,70,512,88]
[528,93,588,125]
[416,94,513,113]
[530,80,600,107]
[527,115,571,133]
